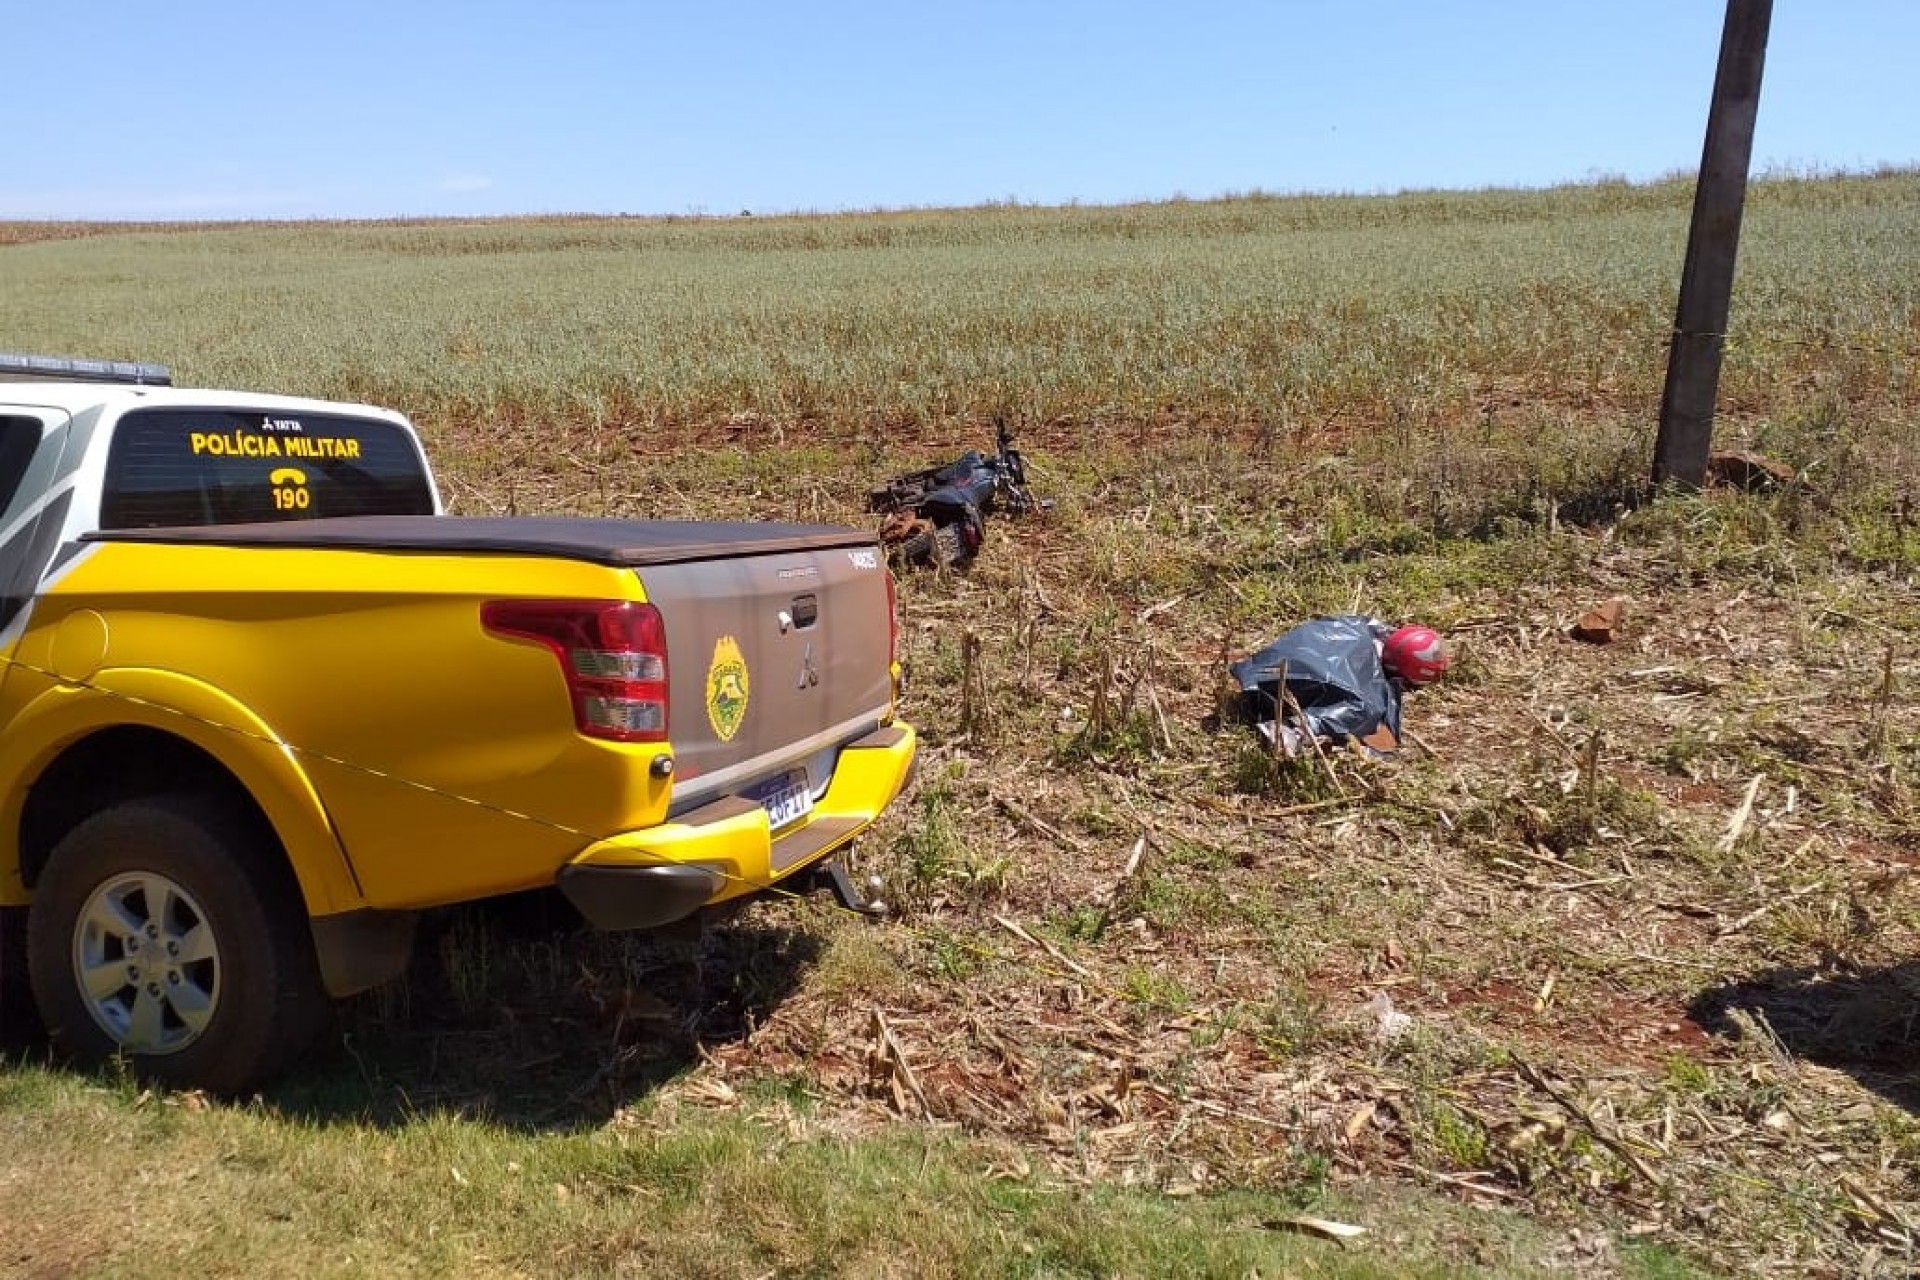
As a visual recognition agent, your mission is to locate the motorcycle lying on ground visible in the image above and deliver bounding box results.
[867,420,1044,569]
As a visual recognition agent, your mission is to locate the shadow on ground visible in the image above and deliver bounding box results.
[1689,960,1920,1113]
[5,898,823,1133]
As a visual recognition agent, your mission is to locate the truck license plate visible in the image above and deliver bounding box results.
[747,770,814,830]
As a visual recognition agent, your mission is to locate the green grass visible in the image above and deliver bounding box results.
[0,1063,1629,1279]
[3,172,1916,450]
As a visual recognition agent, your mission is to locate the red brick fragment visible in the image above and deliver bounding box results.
[1571,599,1625,644]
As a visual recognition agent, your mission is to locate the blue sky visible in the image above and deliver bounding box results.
[3,2,1914,221]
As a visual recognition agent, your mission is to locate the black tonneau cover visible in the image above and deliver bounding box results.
[85,515,874,568]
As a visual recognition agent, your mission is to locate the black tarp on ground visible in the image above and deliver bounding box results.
[1229,614,1403,750]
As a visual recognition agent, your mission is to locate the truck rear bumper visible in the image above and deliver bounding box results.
[556,863,722,931]
[556,721,916,931]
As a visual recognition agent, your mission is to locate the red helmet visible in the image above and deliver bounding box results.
[1383,625,1450,684]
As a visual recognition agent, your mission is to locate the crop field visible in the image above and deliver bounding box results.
[0,171,1916,1277]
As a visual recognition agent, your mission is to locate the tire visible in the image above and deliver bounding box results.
[899,521,970,570]
[0,905,41,1049]
[27,796,329,1095]
[931,522,972,569]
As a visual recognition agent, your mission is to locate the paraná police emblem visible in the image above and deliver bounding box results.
[705,635,750,741]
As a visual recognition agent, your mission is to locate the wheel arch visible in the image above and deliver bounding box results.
[0,677,364,917]
[22,726,275,886]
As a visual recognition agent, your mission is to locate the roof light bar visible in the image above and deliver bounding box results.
[0,352,173,386]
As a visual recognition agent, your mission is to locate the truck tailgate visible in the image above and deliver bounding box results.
[641,542,894,813]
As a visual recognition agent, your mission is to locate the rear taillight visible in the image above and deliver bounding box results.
[482,599,669,742]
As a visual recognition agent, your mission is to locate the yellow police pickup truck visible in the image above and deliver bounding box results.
[0,353,916,1093]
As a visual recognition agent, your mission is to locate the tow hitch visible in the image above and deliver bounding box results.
[804,858,889,918]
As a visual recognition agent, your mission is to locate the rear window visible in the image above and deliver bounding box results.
[100,408,435,529]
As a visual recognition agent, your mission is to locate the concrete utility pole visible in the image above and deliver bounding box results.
[1652,0,1774,489]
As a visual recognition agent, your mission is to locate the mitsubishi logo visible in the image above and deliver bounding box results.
[797,641,820,689]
